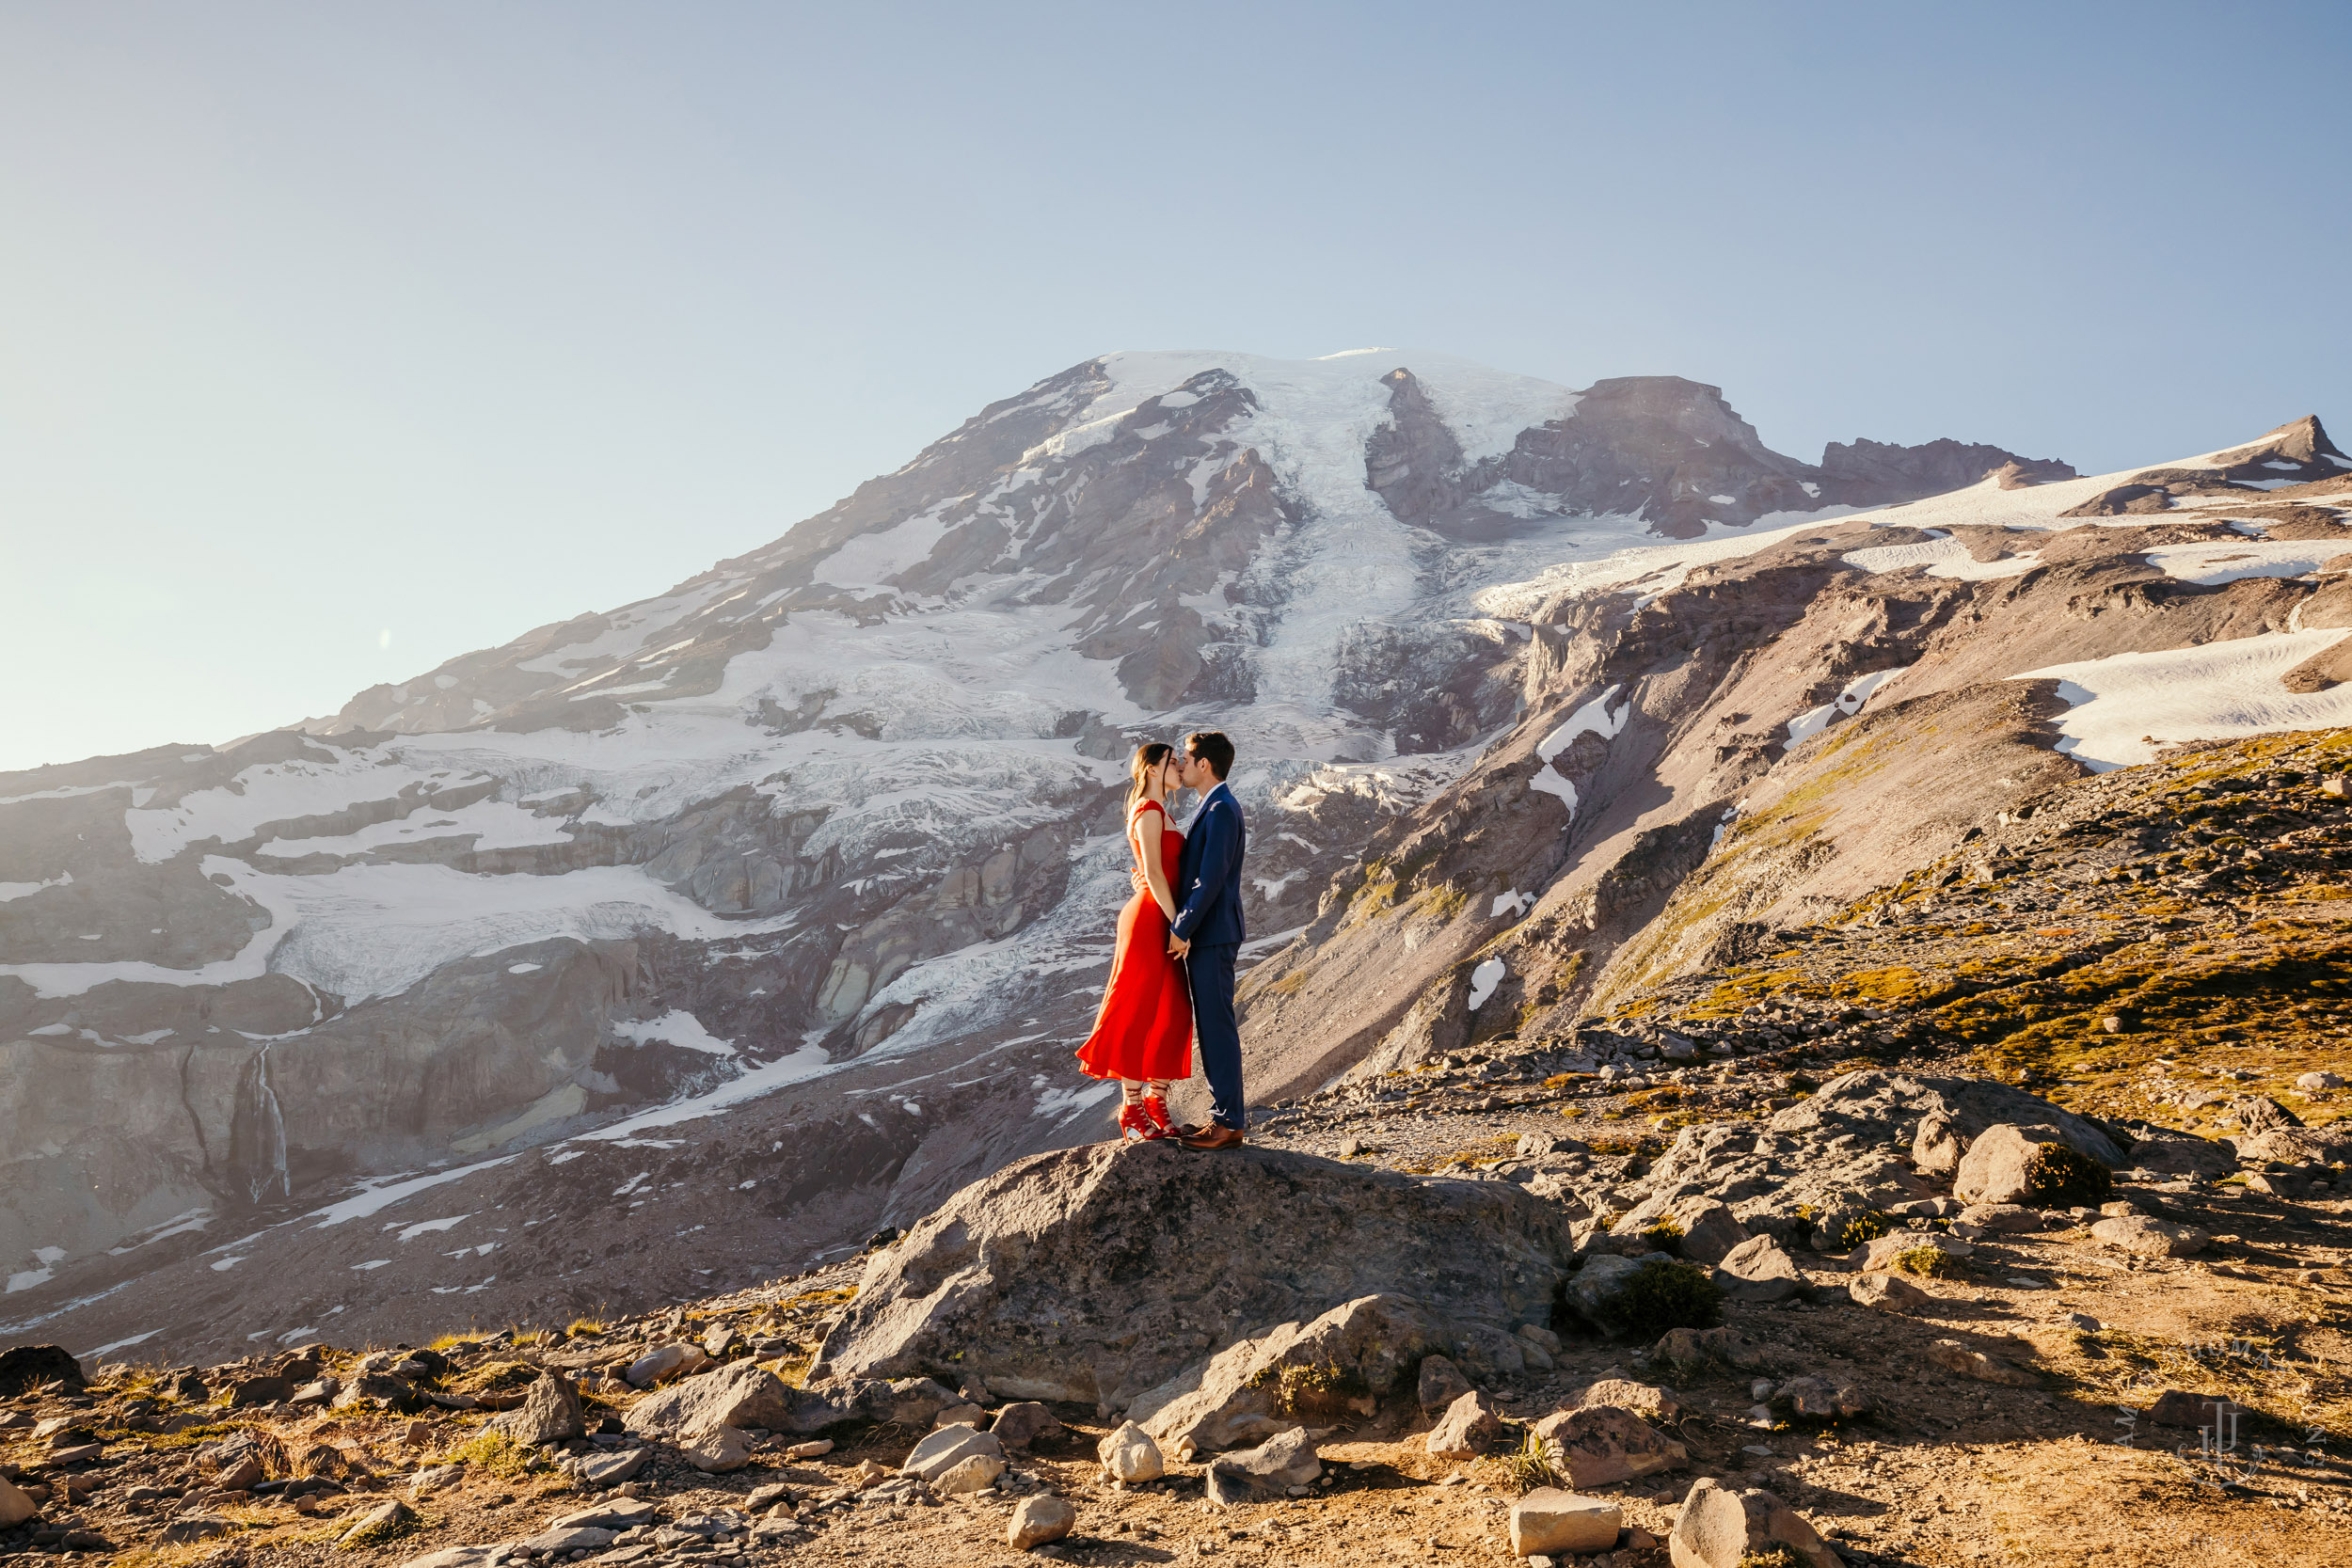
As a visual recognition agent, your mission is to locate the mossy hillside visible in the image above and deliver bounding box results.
[1598,728,2352,1138]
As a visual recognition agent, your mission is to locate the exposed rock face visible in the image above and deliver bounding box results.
[807,1142,1575,1419]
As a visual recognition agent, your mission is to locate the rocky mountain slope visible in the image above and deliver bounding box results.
[4,348,2344,1375]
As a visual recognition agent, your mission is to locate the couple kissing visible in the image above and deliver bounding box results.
[1074,730,1248,1150]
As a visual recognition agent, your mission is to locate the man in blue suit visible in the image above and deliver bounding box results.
[1168,730,1248,1148]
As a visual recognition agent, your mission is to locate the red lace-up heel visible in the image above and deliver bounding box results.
[1141,1096,1175,1139]
[1116,1102,1152,1143]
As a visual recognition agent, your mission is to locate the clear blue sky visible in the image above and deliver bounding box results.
[5,1,2346,774]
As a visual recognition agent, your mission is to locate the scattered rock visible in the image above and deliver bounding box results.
[626,1360,791,1446]
[1772,1375,1873,1418]
[934,1402,989,1429]
[1667,1476,1840,1568]
[1416,1354,1473,1415]
[625,1344,704,1387]
[2296,1071,2345,1092]
[1007,1495,1076,1549]
[159,1517,236,1544]
[675,1427,750,1473]
[0,1476,33,1529]
[1848,1274,1930,1312]
[1958,1204,2046,1233]
[703,1323,739,1359]
[1097,1421,1165,1483]
[1508,1487,1621,1556]
[1714,1235,1808,1303]
[396,1550,501,1568]
[2148,1389,2220,1428]
[551,1499,660,1530]
[512,1524,615,1556]
[563,1446,651,1487]
[0,1346,84,1397]
[1956,1123,2112,1207]
[1530,1404,1688,1487]
[934,1451,1007,1494]
[1925,1339,2038,1386]
[1914,1110,1966,1175]
[2090,1215,2210,1258]
[407,1464,464,1497]
[1571,1378,1680,1424]
[991,1402,1065,1449]
[886,1376,961,1427]
[338,1497,417,1546]
[1134,1292,1445,1456]
[1655,1324,1768,1372]
[227,1374,294,1408]
[785,1439,834,1459]
[903,1424,1005,1483]
[217,1454,265,1492]
[488,1370,585,1446]
[1426,1390,1505,1459]
[1204,1426,1320,1507]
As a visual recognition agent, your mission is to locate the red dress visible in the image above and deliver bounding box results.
[1075,800,1194,1082]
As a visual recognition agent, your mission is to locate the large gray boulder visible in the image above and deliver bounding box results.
[808,1142,1575,1416]
[487,1371,583,1446]
[625,1361,791,1446]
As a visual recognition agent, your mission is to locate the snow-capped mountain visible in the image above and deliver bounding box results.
[26,348,2339,1362]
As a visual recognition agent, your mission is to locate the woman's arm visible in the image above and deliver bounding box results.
[1138,816,1179,922]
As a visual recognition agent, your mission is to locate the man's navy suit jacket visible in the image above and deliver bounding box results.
[1172,782,1247,948]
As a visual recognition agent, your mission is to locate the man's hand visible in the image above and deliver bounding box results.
[1168,934,1191,958]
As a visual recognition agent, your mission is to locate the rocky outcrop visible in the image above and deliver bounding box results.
[806,1142,1575,1421]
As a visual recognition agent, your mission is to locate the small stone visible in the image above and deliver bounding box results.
[2296,1071,2344,1092]
[1007,1495,1075,1549]
[624,1344,698,1387]
[904,1424,1006,1482]
[785,1439,835,1459]
[1097,1422,1164,1483]
[743,1483,792,1513]
[1571,1378,1680,1424]
[1530,1404,1687,1487]
[217,1454,265,1492]
[675,1426,750,1472]
[564,1446,651,1487]
[1847,1274,1928,1312]
[1204,1426,1320,1507]
[1668,1477,1839,1568]
[1925,1338,2038,1386]
[1508,1487,1620,1556]
[1715,1235,1808,1303]
[702,1323,739,1359]
[490,1370,586,1446]
[514,1524,616,1555]
[2058,1312,2102,1332]
[408,1464,465,1497]
[1416,1354,1473,1416]
[1861,1230,1973,1272]
[2090,1215,2210,1258]
[933,1402,988,1429]
[1425,1391,1505,1459]
[0,1476,33,1529]
[338,1497,419,1546]
[990,1402,1065,1449]
[159,1516,236,1544]
[1338,1137,1364,1157]
[934,1452,1007,1494]
[1957,1204,2045,1234]
[2147,1389,2217,1428]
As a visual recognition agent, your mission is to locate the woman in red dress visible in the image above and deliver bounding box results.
[1075,741,1194,1141]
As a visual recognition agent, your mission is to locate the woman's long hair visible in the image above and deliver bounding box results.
[1128,741,1174,810]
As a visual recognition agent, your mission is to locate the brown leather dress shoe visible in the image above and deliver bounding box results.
[1179,1123,1246,1150]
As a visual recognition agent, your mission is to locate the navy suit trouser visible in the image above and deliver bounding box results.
[1186,942,1246,1131]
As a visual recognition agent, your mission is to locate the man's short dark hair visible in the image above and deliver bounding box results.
[1184,730,1235,781]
